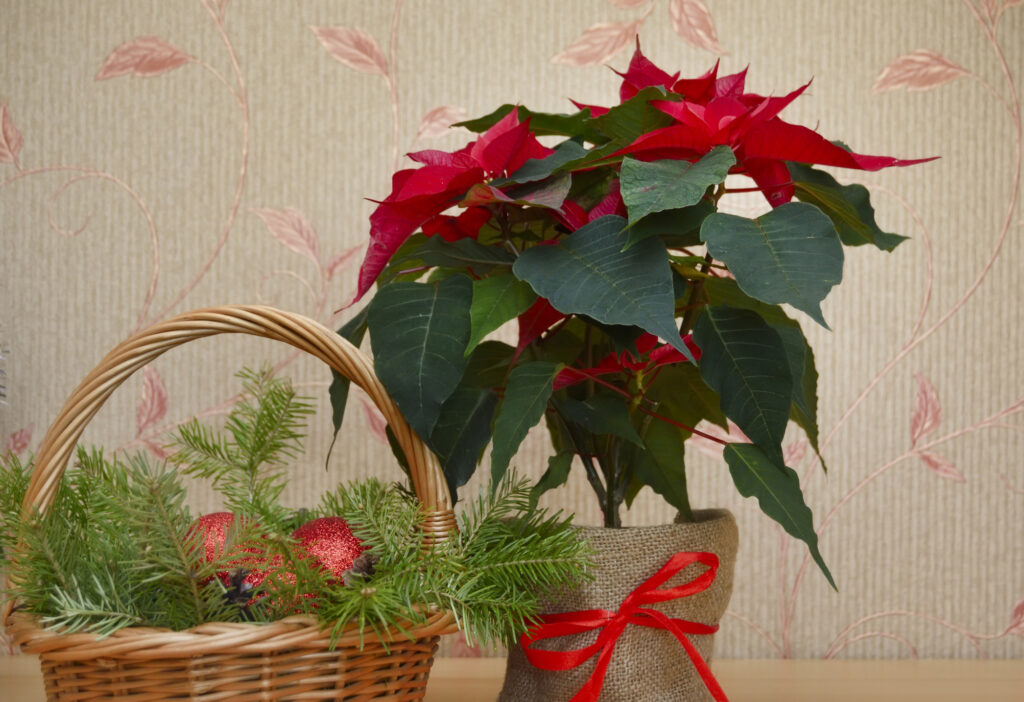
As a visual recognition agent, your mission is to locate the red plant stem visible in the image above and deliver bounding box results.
[562,367,633,399]
[636,405,728,445]
[721,182,794,194]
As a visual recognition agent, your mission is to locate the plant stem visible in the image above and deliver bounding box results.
[599,439,622,528]
[679,252,713,336]
[552,405,607,506]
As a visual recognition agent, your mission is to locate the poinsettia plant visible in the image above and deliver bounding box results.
[333,46,933,587]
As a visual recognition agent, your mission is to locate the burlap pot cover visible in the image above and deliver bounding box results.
[499,510,738,702]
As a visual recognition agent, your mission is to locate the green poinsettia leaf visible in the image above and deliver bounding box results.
[621,146,735,226]
[499,140,589,185]
[329,306,369,441]
[643,363,728,431]
[693,305,792,453]
[626,200,714,250]
[456,105,603,142]
[490,361,561,487]
[785,332,826,472]
[429,385,499,500]
[530,451,574,508]
[592,86,677,145]
[367,275,473,441]
[454,104,517,132]
[724,443,835,589]
[700,202,844,328]
[380,233,431,284]
[559,141,627,173]
[513,215,693,360]
[703,279,826,470]
[415,237,514,270]
[558,394,643,446]
[590,321,645,354]
[462,341,515,389]
[772,325,813,426]
[467,274,537,354]
[704,277,789,324]
[464,172,572,211]
[634,417,693,521]
[789,162,907,251]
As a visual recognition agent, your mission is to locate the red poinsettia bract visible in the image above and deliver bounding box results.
[553,333,701,391]
[602,47,936,207]
[355,111,551,301]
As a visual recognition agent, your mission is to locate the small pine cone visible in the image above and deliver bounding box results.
[343,552,379,584]
[224,567,256,619]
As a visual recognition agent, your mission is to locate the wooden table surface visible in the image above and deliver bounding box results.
[2,655,1021,700]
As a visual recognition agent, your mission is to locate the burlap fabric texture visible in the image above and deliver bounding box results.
[499,510,738,702]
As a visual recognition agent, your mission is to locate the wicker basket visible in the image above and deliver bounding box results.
[2,305,459,701]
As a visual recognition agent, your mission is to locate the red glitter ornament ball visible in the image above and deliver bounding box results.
[292,517,366,579]
[190,512,237,562]
[188,512,269,590]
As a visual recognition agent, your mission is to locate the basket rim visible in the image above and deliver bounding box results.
[7,609,458,661]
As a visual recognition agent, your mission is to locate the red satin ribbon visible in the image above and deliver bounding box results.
[520,550,728,702]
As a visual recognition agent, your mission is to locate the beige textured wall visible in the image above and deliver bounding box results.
[2,0,1022,659]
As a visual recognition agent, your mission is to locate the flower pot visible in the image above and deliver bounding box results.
[499,510,738,702]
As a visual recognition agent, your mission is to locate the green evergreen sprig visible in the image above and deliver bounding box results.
[169,366,313,531]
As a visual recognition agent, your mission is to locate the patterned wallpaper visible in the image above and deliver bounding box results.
[1,0,1022,660]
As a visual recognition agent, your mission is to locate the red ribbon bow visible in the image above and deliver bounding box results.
[520,550,728,702]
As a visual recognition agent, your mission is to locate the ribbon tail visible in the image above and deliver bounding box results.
[568,632,620,702]
[666,622,729,702]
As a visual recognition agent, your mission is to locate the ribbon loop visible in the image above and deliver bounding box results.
[521,550,728,702]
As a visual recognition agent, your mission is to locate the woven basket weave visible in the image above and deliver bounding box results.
[2,305,458,701]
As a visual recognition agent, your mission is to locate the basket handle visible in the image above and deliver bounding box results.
[20,305,457,540]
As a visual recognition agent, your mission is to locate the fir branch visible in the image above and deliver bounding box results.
[168,366,311,530]
[95,455,210,629]
[228,367,313,473]
[42,572,143,637]
[0,452,31,554]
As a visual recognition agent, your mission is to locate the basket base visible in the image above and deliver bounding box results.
[36,636,440,701]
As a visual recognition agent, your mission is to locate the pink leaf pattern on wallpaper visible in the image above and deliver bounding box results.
[415,106,468,142]
[95,37,194,81]
[983,0,1023,18]
[448,631,485,658]
[136,365,168,437]
[783,440,807,466]
[5,425,33,455]
[551,20,643,66]
[252,208,321,265]
[1010,597,1024,636]
[360,398,388,443]
[668,0,726,55]
[915,450,965,483]
[0,102,24,165]
[311,26,388,76]
[609,0,651,7]
[910,372,941,447]
[872,50,967,93]
[688,420,748,460]
[325,247,359,281]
